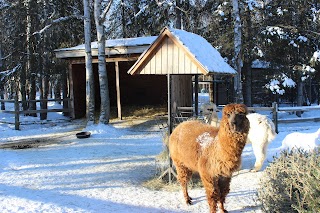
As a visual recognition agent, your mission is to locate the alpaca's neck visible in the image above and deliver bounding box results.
[205,121,248,176]
[217,130,247,157]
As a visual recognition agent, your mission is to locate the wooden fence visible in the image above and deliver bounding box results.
[176,102,320,133]
[248,103,320,133]
[0,98,73,130]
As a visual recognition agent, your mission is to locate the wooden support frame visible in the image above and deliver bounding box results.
[115,61,122,120]
[68,62,75,119]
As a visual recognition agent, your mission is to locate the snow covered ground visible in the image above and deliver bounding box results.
[0,99,319,213]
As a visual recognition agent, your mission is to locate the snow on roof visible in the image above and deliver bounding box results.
[169,28,236,74]
[57,36,157,51]
[128,27,236,75]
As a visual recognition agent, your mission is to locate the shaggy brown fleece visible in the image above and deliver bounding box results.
[169,103,250,213]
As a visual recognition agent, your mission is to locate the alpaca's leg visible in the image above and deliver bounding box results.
[200,173,218,213]
[217,176,231,213]
[175,164,193,205]
[252,141,267,172]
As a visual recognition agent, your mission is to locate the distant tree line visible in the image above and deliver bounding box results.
[0,0,319,121]
[0,0,85,119]
[108,0,320,106]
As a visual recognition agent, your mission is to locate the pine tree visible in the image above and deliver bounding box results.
[262,0,320,107]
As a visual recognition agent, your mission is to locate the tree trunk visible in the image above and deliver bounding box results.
[84,0,95,123]
[232,0,244,103]
[0,48,4,110]
[54,80,61,102]
[242,5,253,106]
[121,0,126,38]
[21,0,31,113]
[243,61,252,106]
[175,0,182,29]
[40,76,49,120]
[296,80,304,117]
[94,0,111,124]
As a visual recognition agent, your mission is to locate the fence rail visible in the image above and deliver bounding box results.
[0,98,73,130]
[176,103,320,133]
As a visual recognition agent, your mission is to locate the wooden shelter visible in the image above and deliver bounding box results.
[55,36,169,119]
[128,27,236,131]
[55,27,236,120]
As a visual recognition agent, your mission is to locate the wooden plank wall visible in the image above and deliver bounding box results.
[171,75,193,108]
[139,37,201,75]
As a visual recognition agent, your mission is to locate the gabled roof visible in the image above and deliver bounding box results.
[128,27,236,75]
[54,36,157,59]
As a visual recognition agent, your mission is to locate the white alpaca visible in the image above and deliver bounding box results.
[281,128,320,152]
[201,103,219,127]
[246,113,277,171]
[202,104,277,171]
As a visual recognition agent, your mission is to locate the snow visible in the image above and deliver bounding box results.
[282,76,296,88]
[196,132,215,149]
[251,59,270,69]
[57,36,157,51]
[169,28,236,74]
[313,50,320,62]
[281,128,320,152]
[1,99,320,213]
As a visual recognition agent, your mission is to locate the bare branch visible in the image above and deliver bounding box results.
[32,15,84,35]
[0,53,12,61]
[0,64,21,81]
[154,0,188,14]
[100,0,113,21]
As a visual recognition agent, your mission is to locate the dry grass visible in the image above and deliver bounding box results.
[143,174,203,192]
[110,105,167,120]
[142,178,181,191]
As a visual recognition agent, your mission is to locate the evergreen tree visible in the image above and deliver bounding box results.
[261,0,320,107]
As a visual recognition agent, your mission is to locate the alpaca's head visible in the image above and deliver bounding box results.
[222,103,250,134]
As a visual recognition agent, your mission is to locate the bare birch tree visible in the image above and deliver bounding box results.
[94,0,113,124]
[232,0,244,103]
[83,0,95,124]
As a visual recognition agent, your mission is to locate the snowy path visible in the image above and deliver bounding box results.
[0,118,319,212]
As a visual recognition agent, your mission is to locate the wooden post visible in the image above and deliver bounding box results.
[115,61,122,120]
[14,96,20,130]
[194,75,199,117]
[68,62,75,119]
[168,74,172,134]
[214,75,218,104]
[158,74,177,183]
[272,102,278,133]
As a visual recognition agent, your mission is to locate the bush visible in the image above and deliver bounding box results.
[258,148,320,213]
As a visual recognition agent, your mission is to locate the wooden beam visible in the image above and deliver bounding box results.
[69,56,139,65]
[68,62,75,119]
[115,61,122,120]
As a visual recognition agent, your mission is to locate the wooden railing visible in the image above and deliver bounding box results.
[174,103,320,133]
[0,98,73,130]
[249,103,320,133]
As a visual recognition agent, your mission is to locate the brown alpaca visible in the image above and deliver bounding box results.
[169,103,250,213]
